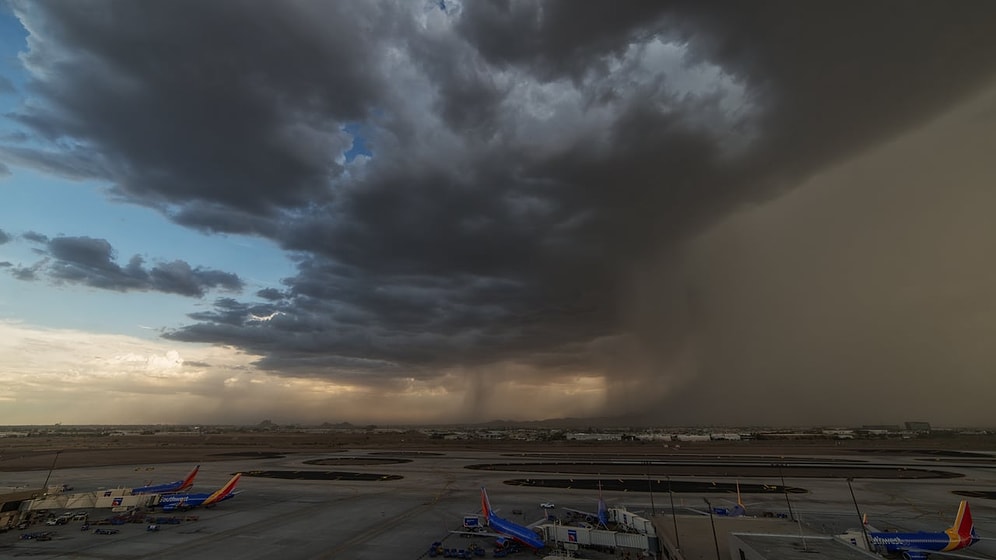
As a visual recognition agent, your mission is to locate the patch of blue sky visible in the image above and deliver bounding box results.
[0,272,208,340]
[0,6,27,74]
[0,165,296,333]
[341,122,372,163]
[0,7,29,131]
[0,9,296,336]
[1,165,294,281]
[0,11,26,66]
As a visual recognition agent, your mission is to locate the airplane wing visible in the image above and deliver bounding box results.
[526,515,549,529]
[562,507,595,518]
[449,529,504,539]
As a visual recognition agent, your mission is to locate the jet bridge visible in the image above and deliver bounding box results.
[541,507,658,555]
[24,490,157,511]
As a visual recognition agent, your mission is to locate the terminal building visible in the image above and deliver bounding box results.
[0,488,44,528]
[1,485,162,529]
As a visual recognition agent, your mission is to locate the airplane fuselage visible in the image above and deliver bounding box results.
[479,487,545,550]
[487,513,545,550]
[159,492,235,511]
[157,473,240,511]
[861,500,978,559]
[132,465,199,495]
[132,481,187,495]
[869,529,978,556]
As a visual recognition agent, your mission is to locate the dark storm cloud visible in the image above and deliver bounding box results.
[9,260,42,281]
[10,235,244,297]
[8,0,382,217]
[0,228,10,244]
[0,145,107,181]
[21,231,48,243]
[7,1,996,421]
[0,75,14,94]
[256,288,285,301]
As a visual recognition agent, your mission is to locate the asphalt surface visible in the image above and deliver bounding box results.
[1,448,995,559]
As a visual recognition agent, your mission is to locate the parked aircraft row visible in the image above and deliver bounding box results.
[116,465,241,511]
[48,465,986,559]
[130,472,979,560]
[157,473,241,512]
[469,486,980,560]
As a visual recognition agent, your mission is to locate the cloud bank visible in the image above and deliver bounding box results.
[3,1,996,425]
[2,234,243,297]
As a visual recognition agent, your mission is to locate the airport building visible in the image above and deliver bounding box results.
[27,488,157,511]
[904,421,932,433]
[1,485,163,529]
[0,488,42,528]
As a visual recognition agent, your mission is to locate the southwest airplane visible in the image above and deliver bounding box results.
[157,473,241,512]
[562,481,609,528]
[862,500,979,560]
[480,487,546,550]
[711,481,747,517]
[131,465,200,495]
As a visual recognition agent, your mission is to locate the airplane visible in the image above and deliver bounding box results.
[687,481,749,517]
[562,481,609,528]
[478,487,546,550]
[156,473,241,512]
[839,500,979,560]
[131,465,200,495]
[711,481,747,517]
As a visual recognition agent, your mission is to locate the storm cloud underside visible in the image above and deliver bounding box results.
[4,0,996,424]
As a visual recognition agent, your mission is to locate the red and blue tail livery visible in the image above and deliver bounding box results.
[131,465,200,495]
[157,473,241,512]
[866,500,979,560]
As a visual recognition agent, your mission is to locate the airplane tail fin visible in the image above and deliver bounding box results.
[596,481,608,526]
[203,473,241,506]
[597,498,609,527]
[729,480,746,516]
[944,501,979,550]
[179,465,200,491]
[952,501,975,540]
[480,487,493,521]
[950,500,975,536]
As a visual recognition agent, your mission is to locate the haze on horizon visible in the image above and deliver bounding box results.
[2,1,996,427]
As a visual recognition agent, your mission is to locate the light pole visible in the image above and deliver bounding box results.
[847,478,872,552]
[703,498,722,560]
[667,475,680,552]
[42,450,61,494]
[647,474,657,516]
[777,463,795,521]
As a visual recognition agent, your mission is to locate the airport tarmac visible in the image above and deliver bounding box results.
[2,448,995,559]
